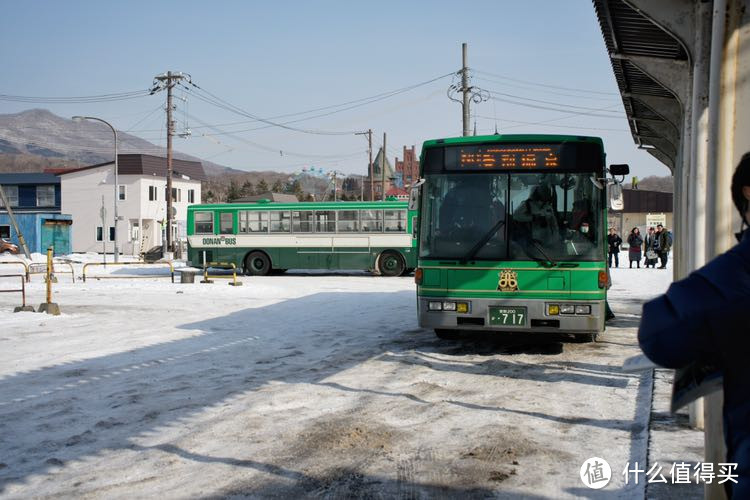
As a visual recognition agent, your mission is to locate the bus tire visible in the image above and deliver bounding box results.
[245,251,271,276]
[378,251,405,277]
[435,329,462,340]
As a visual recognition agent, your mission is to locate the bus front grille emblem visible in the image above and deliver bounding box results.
[498,270,518,292]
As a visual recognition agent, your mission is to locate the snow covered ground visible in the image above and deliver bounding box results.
[0,259,703,498]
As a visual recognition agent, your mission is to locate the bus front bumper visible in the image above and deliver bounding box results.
[417,297,605,334]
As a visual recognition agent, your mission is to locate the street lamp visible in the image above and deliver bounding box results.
[72,115,119,263]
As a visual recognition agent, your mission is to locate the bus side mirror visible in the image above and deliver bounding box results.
[609,183,624,211]
[408,179,425,211]
[609,164,630,176]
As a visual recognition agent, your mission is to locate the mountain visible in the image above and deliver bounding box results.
[0,109,244,177]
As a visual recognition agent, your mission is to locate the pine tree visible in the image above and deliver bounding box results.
[205,190,215,203]
[271,179,284,192]
[256,179,269,194]
[226,180,241,202]
[241,180,255,197]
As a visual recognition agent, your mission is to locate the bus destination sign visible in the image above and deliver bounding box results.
[459,145,560,169]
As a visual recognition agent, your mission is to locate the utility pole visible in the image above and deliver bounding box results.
[461,43,470,137]
[152,71,190,255]
[0,184,31,259]
[355,129,373,201]
[382,132,387,201]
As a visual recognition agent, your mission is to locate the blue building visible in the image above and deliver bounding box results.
[0,173,72,255]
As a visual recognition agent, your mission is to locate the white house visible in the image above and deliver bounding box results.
[60,154,204,255]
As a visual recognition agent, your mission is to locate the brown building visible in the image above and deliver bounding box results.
[364,147,395,200]
[395,145,420,189]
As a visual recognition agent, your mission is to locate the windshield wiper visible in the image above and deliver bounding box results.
[529,238,558,268]
[459,217,506,263]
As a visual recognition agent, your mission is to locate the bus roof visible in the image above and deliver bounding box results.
[421,133,604,149]
[188,200,410,211]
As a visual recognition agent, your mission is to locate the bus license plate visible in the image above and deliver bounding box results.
[489,306,527,327]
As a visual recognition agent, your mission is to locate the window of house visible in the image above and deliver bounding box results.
[194,211,214,234]
[337,210,358,232]
[314,211,336,232]
[118,185,126,201]
[36,185,55,207]
[219,213,233,234]
[96,227,103,241]
[385,210,407,232]
[188,189,195,203]
[0,225,10,239]
[0,186,19,207]
[360,210,383,232]
[109,227,115,241]
[270,211,291,233]
[149,185,157,201]
[292,211,313,233]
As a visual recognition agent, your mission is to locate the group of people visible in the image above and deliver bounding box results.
[607,224,672,269]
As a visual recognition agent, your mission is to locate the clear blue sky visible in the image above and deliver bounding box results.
[0,0,669,179]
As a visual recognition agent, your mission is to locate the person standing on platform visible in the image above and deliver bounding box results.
[627,227,643,268]
[607,228,622,268]
[656,224,672,269]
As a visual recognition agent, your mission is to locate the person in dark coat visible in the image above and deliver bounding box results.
[656,224,672,269]
[643,227,658,268]
[607,228,622,268]
[638,152,750,498]
[627,227,643,268]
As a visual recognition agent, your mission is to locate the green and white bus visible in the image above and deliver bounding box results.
[412,134,627,340]
[187,200,417,276]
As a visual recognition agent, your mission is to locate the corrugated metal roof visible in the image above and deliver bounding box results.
[57,154,206,181]
[0,173,60,185]
[592,0,688,170]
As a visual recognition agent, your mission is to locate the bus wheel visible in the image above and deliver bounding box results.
[378,251,405,277]
[435,329,462,340]
[245,251,271,276]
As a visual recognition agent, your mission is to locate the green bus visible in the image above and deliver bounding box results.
[412,134,627,340]
[186,200,417,276]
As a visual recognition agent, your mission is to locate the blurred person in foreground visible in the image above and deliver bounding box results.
[638,153,750,498]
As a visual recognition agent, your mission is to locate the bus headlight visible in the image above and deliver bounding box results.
[560,304,576,315]
[456,302,470,314]
[575,305,591,315]
[547,304,560,315]
[442,302,457,311]
[427,301,443,311]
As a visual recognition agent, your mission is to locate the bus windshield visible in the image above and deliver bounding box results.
[419,172,603,262]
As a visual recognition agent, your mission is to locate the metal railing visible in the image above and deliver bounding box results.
[202,262,242,286]
[0,274,28,310]
[0,261,30,282]
[82,261,175,283]
[28,261,76,283]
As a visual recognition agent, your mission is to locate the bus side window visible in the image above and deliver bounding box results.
[360,210,383,232]
[195,211,214,234]
[293,211,313,232]
[220,213,233,234]
[248,212,268,233]
[337,210,358,232]
[239,211,248,233]
[270,211,291,233]
[315,211,336,232]
[385,210,406,232]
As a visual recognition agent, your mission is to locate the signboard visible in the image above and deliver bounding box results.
[646,213,666,228]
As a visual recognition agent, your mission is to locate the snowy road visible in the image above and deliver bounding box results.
[0,266,675,498]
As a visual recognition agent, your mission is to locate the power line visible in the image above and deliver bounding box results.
[473,69,618,96]
[472,75,620,102]
[485,89,624,114]
[488,95,625,118]
[0,90,151,103]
